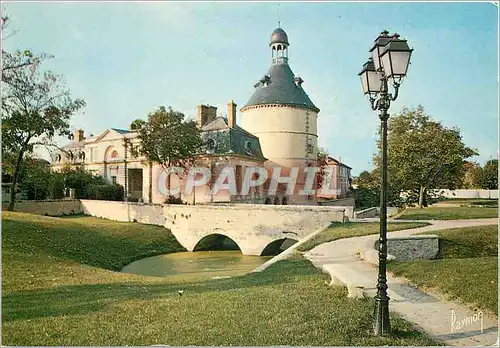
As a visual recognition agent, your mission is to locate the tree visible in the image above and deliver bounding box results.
[482,159,498,189]
[2,48,85,210]
[460,161,483,189]
[18,158,52,200]
[129,118,146,130]
[133,106,202,199]
[354,170,378,190]
[374,105,477,208]
[1,16,53,82]
[60,165,104,198]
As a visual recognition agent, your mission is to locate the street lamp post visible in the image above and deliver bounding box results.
[358,30,413,336]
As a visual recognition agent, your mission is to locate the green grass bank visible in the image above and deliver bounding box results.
[2,212,438,346]
[388,225,498,315]
[396,206,498,220]
[298,221,430,252]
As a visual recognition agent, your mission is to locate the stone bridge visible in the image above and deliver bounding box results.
[80,200,347,255]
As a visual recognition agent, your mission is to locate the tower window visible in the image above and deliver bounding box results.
[306,143,314,154]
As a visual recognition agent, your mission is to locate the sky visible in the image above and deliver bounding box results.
[2,1,498,176]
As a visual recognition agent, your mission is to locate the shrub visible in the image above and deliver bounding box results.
[353,188,379,210]
[87,184,124,201]
[164,195,184,204]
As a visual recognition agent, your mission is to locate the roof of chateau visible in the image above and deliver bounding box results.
[200,117,266,161]
[243,63,319,112]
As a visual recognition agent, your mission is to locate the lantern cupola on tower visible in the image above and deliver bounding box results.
[270,27,289,65]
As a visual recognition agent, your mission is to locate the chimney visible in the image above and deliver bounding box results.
[73,129,84,142]
[227,100,237,128]
[197,105,218,127]
[207,105,217,124]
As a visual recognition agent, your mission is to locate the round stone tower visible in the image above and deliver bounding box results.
[240,27,319,205]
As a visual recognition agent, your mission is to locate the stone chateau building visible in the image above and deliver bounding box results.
[51,27,352,205]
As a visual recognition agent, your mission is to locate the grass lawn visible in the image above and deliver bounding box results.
[2,212,438,346]
[438,199,498,207]
[396,206,498,220]
[298,221,430,252]
[388,225,498,315]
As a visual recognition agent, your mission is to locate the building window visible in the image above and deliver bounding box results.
[244,141,253,156]
[90,148,96,162]
[306,143,314,155]
[111,150,119,159]
[111,176,117,185]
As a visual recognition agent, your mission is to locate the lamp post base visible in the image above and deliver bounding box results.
[373,295,391,336]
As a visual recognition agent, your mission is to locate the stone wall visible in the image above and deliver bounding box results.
[354,207,378,219]
[354,206,400,219]
[375,234,439,261]
[318,197,355,207]
[9,200,83,216]
[80,200,346,255]
[435,189,498,199]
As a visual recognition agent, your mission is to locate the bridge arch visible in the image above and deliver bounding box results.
[193,233,241,252]
[260,237,299,256]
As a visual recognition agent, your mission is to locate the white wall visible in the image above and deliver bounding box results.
[437,189,498,199]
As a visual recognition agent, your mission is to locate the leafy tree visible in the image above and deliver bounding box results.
[482,159,498,189]
[133,106,202,199]
[51,171,66,199]
[460,161,483,189]
[352,170,378,209]
[374,105,477,208]
[129,119,146,131]
[2,47,85,210]
[354,170,378,190]
[18,158,52,200]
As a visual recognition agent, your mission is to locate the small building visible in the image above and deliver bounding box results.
[317,156,353,200]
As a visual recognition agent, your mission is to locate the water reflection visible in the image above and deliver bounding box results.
[121,251,272,281]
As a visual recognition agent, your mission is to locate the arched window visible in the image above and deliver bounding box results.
[282,197,288,205]
[80,152,85,160]
[68,151,74,161]
[264,197,271,205]
[274,197,280,205]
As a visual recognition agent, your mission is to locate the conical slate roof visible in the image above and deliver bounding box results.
[243,63,319,112]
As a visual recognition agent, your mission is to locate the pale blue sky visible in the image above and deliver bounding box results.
[3,1,498,175]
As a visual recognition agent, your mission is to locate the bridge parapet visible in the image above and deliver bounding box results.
[80,200,346,255]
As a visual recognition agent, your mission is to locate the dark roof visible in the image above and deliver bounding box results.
[243,63,319,112]
[270,28,289,46]
[200,117,266,161]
